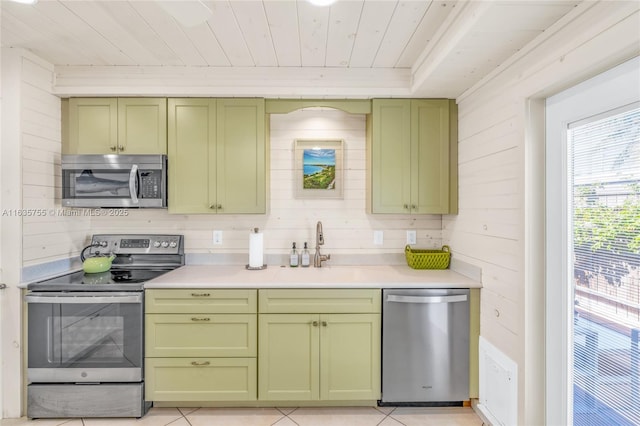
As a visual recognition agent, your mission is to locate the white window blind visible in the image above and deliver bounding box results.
[570,104,640,426]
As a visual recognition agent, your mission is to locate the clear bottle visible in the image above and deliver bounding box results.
[301,242,310,267]
[289,242,299,267]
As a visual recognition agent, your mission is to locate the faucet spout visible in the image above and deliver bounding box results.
[314,221,330,267]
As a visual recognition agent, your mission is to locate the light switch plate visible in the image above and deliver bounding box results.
[213,230,223,245]
[373,230,384,245]
[406,230,417,245]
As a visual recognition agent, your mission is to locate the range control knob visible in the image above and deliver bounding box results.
[153,241,161,248]
[169,241,178,248]
[161,241,169,248]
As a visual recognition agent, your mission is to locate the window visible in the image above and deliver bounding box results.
[545,56,640,425]
[570,105,640,426]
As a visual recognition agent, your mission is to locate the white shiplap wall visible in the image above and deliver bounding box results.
[88,108,442,263]
[443,1,640,425]
[19,53,91,267]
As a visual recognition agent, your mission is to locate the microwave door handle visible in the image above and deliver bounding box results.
[129,164,139,205]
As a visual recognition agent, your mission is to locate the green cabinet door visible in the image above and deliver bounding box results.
[168,98,266,214]
[320,314,381,400]
[66,98,167,155]
[258,314,320,401]
[371,99,411,214]
[67,98,118,154]
[371,98,453,214]
[216,98,266,214]
[412,100,450,214]
[167,98,217,214]
[320,314,381,401]
[117,98,167,154]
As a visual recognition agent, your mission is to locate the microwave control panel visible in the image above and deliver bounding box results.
[139,171,163,199]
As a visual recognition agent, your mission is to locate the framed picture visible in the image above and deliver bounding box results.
[294,139,344,199]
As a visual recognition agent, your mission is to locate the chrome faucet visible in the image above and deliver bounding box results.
[314,221,331,267]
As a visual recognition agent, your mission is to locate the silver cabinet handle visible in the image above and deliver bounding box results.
[0,283,6,290]
[322,321,328,327]
[191,317,210,322]
[190,293,210,297]
[386,294,467,304]
[118,145,125,151]
[311,321,319,327]
[110,146,117,151]
[191,361,210,366]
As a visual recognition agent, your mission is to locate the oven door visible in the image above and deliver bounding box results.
[25,292,143,383]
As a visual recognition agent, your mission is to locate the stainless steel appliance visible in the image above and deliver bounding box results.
[25,234,184,418]
[381,288,470,405]
[62,154,167,208]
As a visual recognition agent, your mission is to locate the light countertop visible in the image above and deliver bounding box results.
[144,264,481,289]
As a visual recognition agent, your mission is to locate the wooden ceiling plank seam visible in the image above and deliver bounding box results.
[63,1,157,66]
[263,0,301,67]
[203,0,254,67]
[395,0,452,68]
[1,2,107,66]
[349,0,398,68]
[102,1,182,66]
[230,1,278,67]
[297,0,331,67]
[372,0,430,68]
[325,0,364,68]
[0,9,81,66]
[55,0,136,66]
[183,21,231,67]
[129,1,207,66]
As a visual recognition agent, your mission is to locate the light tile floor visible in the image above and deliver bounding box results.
[0,406,485,426]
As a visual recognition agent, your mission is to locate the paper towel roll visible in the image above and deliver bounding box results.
[249,229,264,268]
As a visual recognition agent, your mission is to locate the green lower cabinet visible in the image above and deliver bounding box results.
[258,313,380,402]
[145,358,256,401]
[145,313,257,358]
[320,314,381,400]
[258,314,320,401]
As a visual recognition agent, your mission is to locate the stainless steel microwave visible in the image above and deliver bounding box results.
[62,154,167,208]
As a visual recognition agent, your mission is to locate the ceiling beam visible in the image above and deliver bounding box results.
[410,0,492,95]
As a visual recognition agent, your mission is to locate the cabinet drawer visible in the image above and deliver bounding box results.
[146,314,257,357]
[259,289,381,314]
[145,358,256,401]
[146,289,257,313]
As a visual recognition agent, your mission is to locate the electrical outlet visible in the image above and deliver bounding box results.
[407,230,417,245]
[213,230,223,245]
[373,230,384,245]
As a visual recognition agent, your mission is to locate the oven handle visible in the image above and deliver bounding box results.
[24,292,142,304]
[129,164,139,205]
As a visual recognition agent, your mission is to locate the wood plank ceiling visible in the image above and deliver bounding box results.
[1,0,580,98]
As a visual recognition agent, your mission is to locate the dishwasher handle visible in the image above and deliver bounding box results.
[386,294,467,304]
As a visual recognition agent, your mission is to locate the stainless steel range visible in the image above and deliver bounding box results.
[25,234,184,419]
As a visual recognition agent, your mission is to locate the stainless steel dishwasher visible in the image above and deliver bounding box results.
[381,288,469,405]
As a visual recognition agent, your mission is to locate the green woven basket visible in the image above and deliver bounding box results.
[405,245,451,269]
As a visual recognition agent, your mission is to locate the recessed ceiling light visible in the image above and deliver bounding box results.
[8,0,38,4]
[307,0,337,6]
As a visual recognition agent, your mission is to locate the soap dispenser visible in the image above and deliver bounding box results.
[290,242,299,267]
[301,242,310,267]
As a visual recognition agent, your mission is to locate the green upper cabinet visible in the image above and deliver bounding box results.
[167,98,266,214]
[371,99,457,214]
[65,97,167,155]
